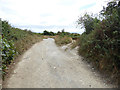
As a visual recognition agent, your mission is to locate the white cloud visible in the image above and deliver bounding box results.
[0,0,108,34]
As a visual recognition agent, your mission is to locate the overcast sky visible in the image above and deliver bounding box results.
[0,0,108,34]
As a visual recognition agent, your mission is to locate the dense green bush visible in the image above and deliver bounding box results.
[2,38,16,75]
[77,1,120,86]
[0,35,2,74]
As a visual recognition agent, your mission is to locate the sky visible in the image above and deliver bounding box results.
[0,0,108,34]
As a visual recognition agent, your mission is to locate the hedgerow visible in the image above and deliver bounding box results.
[0,19,42,79]
[77,1,120,86]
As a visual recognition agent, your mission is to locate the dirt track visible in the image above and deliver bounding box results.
[4,38,111,88]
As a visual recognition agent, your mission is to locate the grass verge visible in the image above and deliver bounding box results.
[1,20,43,80]
[54,35,72,46]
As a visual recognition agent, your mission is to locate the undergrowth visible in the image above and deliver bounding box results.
[1,20,42,79]
[77,1,120,86]
[55,35,72,46]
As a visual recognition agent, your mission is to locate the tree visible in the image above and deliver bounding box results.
[62,29,65,33]
[43,30,55,36]
[43,30,49,35]
[100,1,120,32]
[49,31,55,36]
[57,31,61,35]
[77,13,100,34]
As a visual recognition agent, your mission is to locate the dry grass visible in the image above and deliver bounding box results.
[42,35,55,39]
[15,35,42,55]
[54,35,72,46]
[71,39,79,49]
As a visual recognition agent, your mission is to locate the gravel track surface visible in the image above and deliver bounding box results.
[4,38,111,88]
